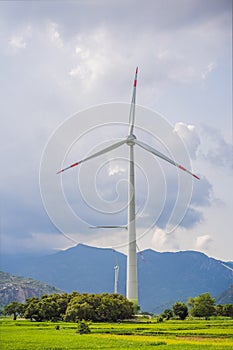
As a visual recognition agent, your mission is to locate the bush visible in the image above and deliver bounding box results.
[173,302,188,320]
[161,308,173,320]
[157,315,163,323]
[76,320,91,334]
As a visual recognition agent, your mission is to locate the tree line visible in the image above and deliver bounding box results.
[3,292,233,322]
[3,292,134,322]
[160,293,233,320]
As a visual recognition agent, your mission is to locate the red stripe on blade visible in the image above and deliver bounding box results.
[70,162,79,168]
[178,165,186,171]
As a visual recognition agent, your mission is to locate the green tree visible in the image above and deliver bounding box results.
[24,294,69,322]
[161,308,173,320]
[223,304,233,318]
[40,294,70,321]
[100,293,134,322]
[188,293,215,318]
[3,302,24,320]
[215,304,224,316]
[64,293,134,322]
[173,302,188,320]
[65,299,94,322]
[24,298,44,322]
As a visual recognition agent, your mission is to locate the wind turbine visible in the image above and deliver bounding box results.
[112,249,120,294]
[114,264,119,294]
[57,67,200,308]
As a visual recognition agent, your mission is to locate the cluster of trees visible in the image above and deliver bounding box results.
[160,293,233,320]
[3,292,134,322]
[3,292,233,322]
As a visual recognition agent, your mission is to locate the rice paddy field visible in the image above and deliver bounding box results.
[1,317,233,349]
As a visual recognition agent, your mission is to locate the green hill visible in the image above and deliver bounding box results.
[0,271,63,308]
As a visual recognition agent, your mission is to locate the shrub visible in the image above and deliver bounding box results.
[76,320,91,334]
[161,308,173,320]
[173,302,188,320]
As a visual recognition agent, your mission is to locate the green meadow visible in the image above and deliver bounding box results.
[1,318,233,350]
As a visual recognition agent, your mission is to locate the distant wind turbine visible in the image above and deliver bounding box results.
[57,67,200,308]
[113,249,120,294]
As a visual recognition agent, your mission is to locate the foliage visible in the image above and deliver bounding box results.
[173,302,188,320]
[188,293,216,318]
[214,303,233,317]
[24,297,44,322]
[76,319,91,334]
[4,289,232,325]
[223,304,233,318]
[215,304,224,316]
[64,293,134,322]
[13,292,134,322]
[161,308,173,320]
[156,315,163,322]
[3,301,25,320]
[24,294,70,322]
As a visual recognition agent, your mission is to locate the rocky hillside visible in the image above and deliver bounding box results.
[0,271,63,307]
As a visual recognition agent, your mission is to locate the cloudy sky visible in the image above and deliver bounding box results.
[1,0,232,261]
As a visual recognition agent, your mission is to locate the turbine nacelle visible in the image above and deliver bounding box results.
[126,134,136,146]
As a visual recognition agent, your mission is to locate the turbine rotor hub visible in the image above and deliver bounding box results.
[127,134,136,146]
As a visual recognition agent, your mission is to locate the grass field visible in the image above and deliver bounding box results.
[1,318,233,349]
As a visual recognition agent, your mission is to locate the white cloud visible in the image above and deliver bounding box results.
[9,35,26,50]
[152,228,180,251]
[108,164,126,176]
[48,22,64,48]
[195,234,212,251]
[69,65,87,79]
[7,25,32,53]
[174,122,200,159]
[201,62,216,80]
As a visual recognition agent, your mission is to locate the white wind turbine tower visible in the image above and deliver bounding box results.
[113,249,120,294]
[57,67,200,308]
[114,264,119,294]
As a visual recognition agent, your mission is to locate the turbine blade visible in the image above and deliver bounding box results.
[128,67,138,135]
[56,139,126,174]
[135,139,200,180]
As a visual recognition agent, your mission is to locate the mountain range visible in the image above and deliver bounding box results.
[1,244,232,313]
